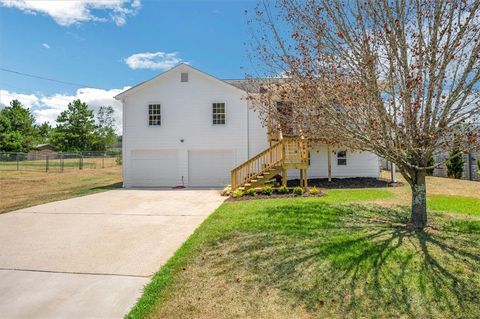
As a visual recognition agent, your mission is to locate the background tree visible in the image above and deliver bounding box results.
[0,99,39,152]
[51,99,96,152]
[93,105,117,151]
[249,0,480,229]
[36,122,52,144]
[446,148,465,179]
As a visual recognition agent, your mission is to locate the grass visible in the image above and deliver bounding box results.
[127,175,480,319]
[0,166,122,213]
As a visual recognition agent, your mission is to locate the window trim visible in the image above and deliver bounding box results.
[336,149,347,166]
[212,101,226,125]
[147,103,162,127]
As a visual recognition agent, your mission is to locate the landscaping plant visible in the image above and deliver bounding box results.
[232,189,244,198]
[293,187,304,196]
[245,188,256,196]
[309,186,320,195]
[277,185,289,194]
[261,186,273,196]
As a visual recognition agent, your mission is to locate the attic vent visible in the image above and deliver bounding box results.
[181,72,188,82]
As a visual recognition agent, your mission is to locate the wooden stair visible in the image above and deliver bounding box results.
[231,137,308,190]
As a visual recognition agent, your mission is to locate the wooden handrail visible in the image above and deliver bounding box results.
[231,137,308,189]
[231,141,284,189]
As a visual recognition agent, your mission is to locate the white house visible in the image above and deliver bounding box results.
[115,64,380,188]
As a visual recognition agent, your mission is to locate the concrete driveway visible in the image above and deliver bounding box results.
[0,189,224,318]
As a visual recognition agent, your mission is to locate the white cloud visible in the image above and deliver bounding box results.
[0,0,141,26]
[124,51,184,70]
[42,43,50,49]
[0,87,130,133]
[0,89,39,108]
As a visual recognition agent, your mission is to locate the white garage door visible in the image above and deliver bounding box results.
[130,149,179,187]
[188,150,234,187]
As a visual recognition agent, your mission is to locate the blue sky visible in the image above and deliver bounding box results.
[0,0,258,128]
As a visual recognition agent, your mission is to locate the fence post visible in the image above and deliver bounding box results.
[46,155,49,172]
[80,154,83,170]
[102,155,105,169]
[16,152,19,171]
[60,153,64,172]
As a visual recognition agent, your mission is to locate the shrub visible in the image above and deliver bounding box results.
[293,186,304,196]
[309,186,320,195]
[245,188,256,196]
[477,159,480,172]
[261,186,273,196]
[232,189,244,198]
[277,185,289,194]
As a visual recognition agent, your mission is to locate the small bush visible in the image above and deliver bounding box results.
[293,186,304,196]
[309,186,320,195]
[232,189,244,198]
[245,188,257,196]
[477,159,480,172]
[261,186,273,196]
[277,185,289,194]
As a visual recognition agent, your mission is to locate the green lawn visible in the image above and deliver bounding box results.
[127,184,480,319]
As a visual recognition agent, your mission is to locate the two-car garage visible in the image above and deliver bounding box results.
[128,149,235,187]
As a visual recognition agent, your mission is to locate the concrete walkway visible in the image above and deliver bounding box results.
[0,189,224,318]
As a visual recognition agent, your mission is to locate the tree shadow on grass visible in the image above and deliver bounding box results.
[213,202,480,318]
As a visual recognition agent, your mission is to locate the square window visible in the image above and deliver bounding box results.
[148,104,161,126]
[212,102,225,125]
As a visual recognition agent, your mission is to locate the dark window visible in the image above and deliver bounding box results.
[213,103,226,125]
[337,150,347,165]
[148,104,161,126]
[181,72,188,82]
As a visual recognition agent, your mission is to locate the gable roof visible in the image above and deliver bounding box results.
[114,63,248,99]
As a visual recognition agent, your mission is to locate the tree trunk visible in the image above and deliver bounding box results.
[410,170,427,229]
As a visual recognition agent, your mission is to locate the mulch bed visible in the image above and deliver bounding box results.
[226,192,325,201]
[288,177,403,189]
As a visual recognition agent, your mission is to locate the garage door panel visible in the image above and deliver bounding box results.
[188,150,234,187]
[130,150,178,186]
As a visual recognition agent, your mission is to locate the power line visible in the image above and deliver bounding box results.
[0,67,103,89]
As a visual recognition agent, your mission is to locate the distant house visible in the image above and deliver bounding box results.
[115,64,380,188]
[27,144,57,160]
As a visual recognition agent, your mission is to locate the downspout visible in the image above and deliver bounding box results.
[246,99,250,159]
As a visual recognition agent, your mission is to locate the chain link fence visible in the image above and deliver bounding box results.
[0,151,121,172]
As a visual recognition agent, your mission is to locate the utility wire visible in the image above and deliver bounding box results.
[0,67,103,89]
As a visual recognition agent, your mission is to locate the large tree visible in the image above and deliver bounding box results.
[51,99,97,152]
[0,100,38,152]
[249,0,480,229]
